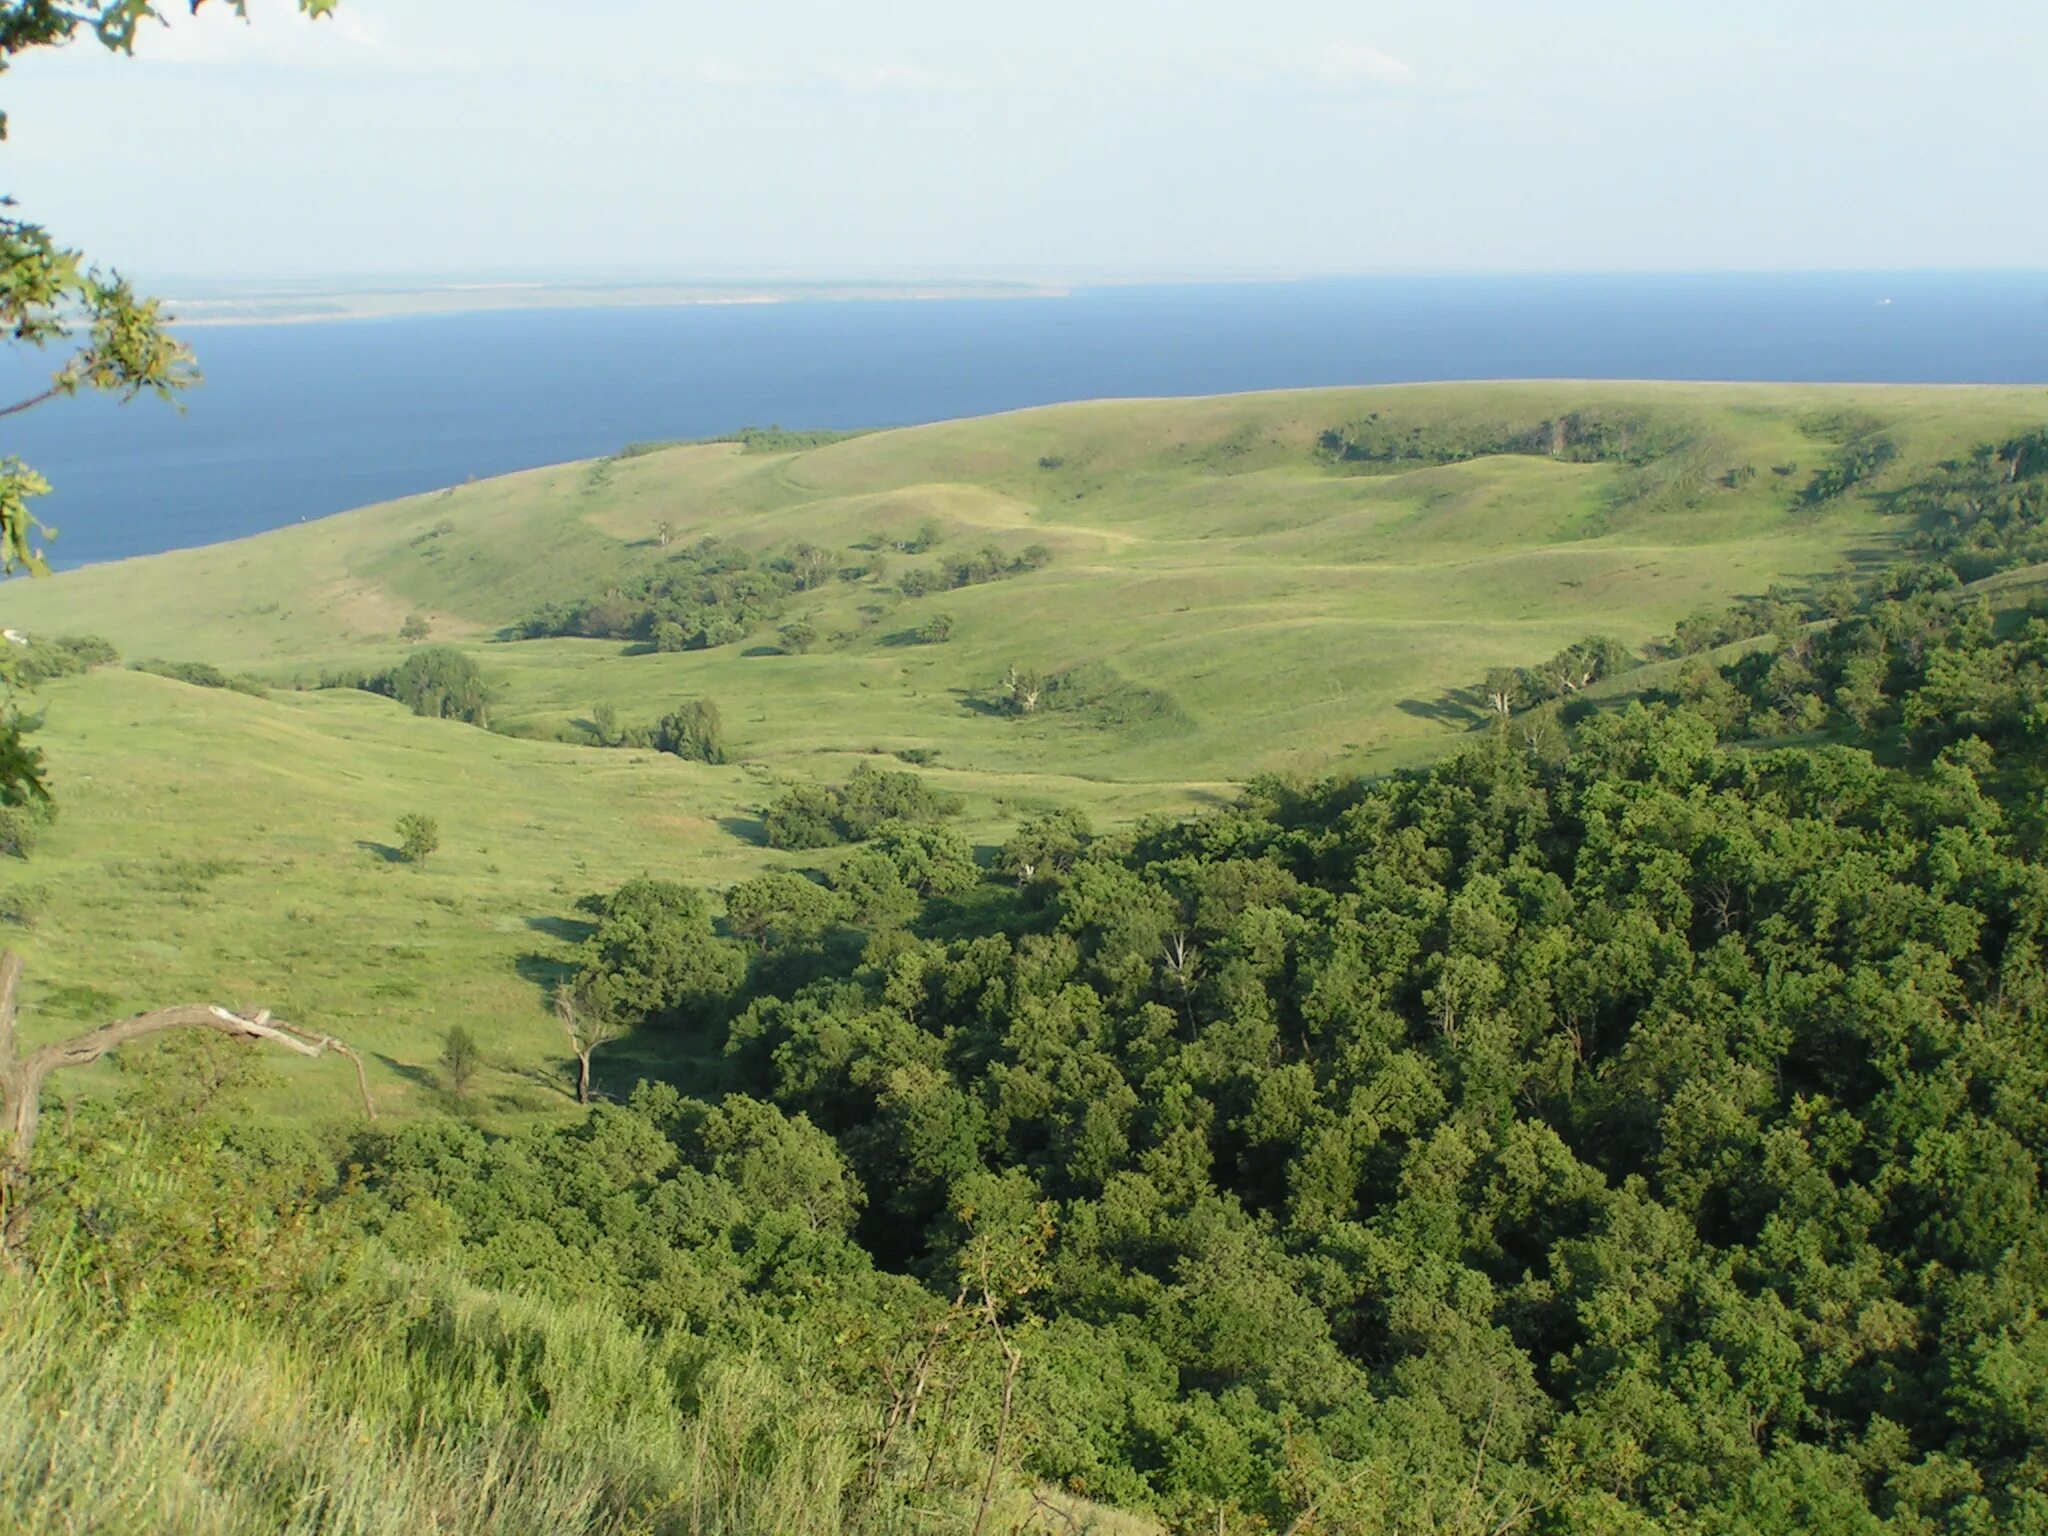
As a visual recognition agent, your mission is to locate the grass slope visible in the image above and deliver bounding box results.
[22,382,2048,784]
[7,382,2047,1113]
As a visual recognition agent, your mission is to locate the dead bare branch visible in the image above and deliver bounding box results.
[0,949,375,1253]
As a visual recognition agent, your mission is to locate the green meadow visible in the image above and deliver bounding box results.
[9,380,2048,1114]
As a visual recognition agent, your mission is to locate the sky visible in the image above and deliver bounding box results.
[5,0,2044,282]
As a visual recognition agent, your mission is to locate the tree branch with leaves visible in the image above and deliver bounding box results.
[0,0,338,801]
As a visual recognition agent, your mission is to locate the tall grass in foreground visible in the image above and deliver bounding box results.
[0,1267,1030,1536]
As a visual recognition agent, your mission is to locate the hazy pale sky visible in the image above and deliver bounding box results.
[7,0,2043,280]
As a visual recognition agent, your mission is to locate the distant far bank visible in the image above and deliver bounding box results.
[162,277,1074,326]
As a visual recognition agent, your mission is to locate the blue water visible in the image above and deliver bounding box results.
[9,273,2048,569]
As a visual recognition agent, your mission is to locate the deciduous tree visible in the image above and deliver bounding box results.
[553,980,620,1106]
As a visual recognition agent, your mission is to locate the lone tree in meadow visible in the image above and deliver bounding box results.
[396,812,439,866]
[1003,664,1043,715]
[439,1025,480,1100]
[399,611,431,643]
[553,979,621,1106]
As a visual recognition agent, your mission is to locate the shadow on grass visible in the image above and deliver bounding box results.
[355,840,404,864]
[1398,689,1488,729]
[505,1062,577,1103]
[740,645,783,658]
[948,688,1012,719]
[525,914,597,945]
[372,1052,438,1091]
[514,949,577,1000]
[592,1030,727,1100]
[718,814,768,847]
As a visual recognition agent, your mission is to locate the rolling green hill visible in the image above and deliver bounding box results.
[20,381,2048,785]
[7,381,2048,1113]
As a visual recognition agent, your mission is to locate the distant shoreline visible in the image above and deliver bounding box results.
[164,280,1075,327]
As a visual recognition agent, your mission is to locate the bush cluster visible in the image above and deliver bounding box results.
[762,763,962,850]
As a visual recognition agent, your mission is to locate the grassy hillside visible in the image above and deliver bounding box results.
[2,670,1205,1118]
[17,382,2048,787]
[8,381,2048,1114]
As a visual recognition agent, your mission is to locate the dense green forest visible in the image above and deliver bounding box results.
[17,508,2048,1530]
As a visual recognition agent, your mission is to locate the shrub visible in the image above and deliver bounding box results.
[829,849,919,930]
[0,800,52,860]
[698,618,746,649]
[15,634,119,686]
[0,881,44,928]
[833,763,960,839]
[512,536,800,645]
[384,647,490,724]
[762,764,961,850]
[914,613,955,644]
[397,812,440,866]
[778,620,817,654]
[131,658,267,695]
[996,807,1092,885]
[653,699,726,764]
[762,784,842,850]
[440,1026,480,1099]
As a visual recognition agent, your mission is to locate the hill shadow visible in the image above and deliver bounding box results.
[355,840,403,864]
